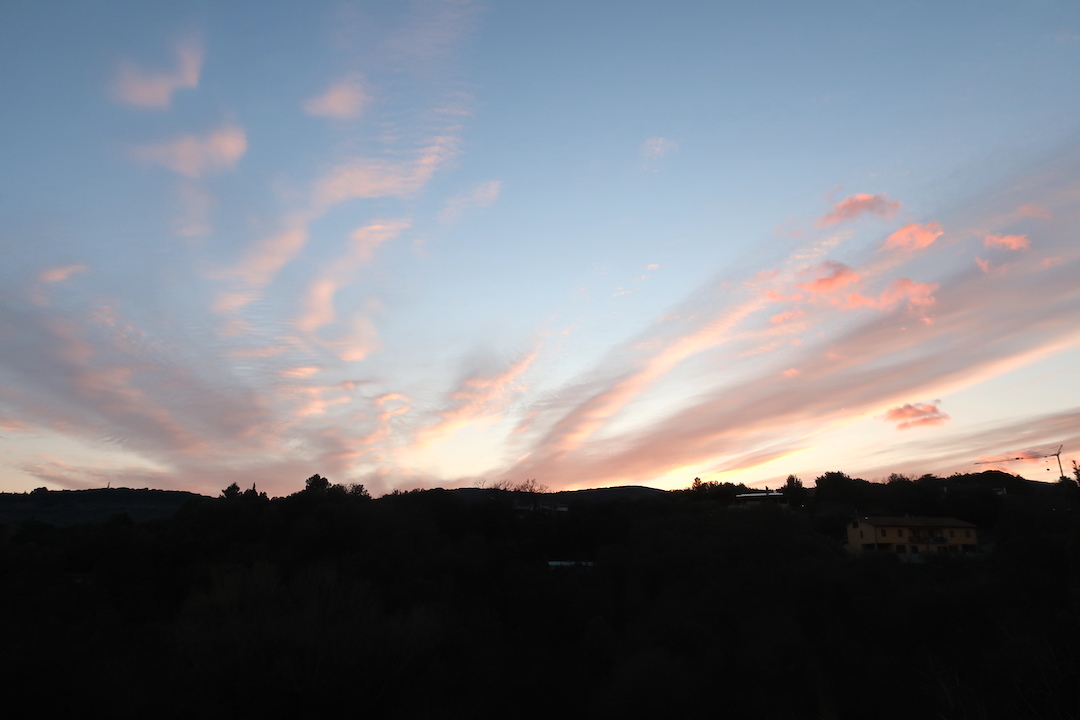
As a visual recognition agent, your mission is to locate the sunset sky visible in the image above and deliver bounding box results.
[2,1,1080,497]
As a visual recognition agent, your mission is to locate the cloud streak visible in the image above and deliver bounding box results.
[133,124,247,178]
[305,75,371,119]
[816,193,900,227]
[882,222,944,252]
[985,234,1030,250]
[883,402,950,429]
[312,137,459,208]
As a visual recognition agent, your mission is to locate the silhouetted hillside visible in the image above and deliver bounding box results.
[0,487,206,527]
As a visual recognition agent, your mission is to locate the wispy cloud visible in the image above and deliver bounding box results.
[38,264,87,284]
[312,136,459,207]
[412,348,538,449]
[110,38,202,109]
[815,193,900,227]
[438,180,502,223]
[985,234,1030,250]
[796,261,860,295]
[642,137,678,159]
[304,74,370,119]
[223,214,310,293]
[483,171,1080,489]
[29,264,88,305]
[843,278,938,318]
[133,123,247,178]
[1016,203,1051,219]
[882,222,943,252]
[295,219,410,335]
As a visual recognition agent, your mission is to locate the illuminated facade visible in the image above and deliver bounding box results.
[847,516,978,555]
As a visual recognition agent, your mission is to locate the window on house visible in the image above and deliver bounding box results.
[949,530,955,538]
[897,529,904,537]
[853,520,859,528]
[880,528,887,536]
[859,531,864,539]
[965,530,971,538]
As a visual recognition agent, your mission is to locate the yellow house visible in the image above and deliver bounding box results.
[847,516,977,555]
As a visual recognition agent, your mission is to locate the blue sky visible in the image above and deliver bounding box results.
[2,0,1079,496]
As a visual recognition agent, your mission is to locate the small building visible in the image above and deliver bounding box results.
[732,491,787,507]
[847,516,977,555]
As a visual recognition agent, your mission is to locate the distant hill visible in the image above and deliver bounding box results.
[553,485,669,503]
[447,485,668,505]
[0,485,669,527]
[0,488,208,527]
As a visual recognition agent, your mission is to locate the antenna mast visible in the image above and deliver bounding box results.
[975,444,1065,478]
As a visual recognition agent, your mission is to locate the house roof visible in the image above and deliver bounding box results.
[858,516,976,529]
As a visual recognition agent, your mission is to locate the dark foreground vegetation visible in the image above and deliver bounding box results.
[1,469,1079,719]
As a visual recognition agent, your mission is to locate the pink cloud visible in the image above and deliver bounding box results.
[296,279,338,335]
[975,448,1050,465]
[882,222,943,252]
[508,298,770,464]
[349,220,410,264]
[304,75,370,119]
[840,292,877,309]
[0,417,34,434]
[883,402,950,430]
[984,234,1030,250]
[280,366,321,379]
[413,350,538,447]
[134,124,247,178]
[878,278,937,311]
[38,264,87,284]
[295,220,409,334]
[30,264,89,305]
[331,311,382,362]
[312,138,457,207]
[770,309,805,325]
[110,39,202,109]
[842,278,937,316]
[1016,203,1051,219]
[815,193,900,227]
[224,217,310,295]
[797,261,860,294]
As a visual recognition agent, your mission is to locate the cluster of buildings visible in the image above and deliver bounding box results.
[846,516,978,555]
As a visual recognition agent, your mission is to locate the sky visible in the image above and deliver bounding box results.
[2,1,1080,498]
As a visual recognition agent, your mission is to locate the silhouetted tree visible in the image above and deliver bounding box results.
[782,474,808,506]
[513,479,548,494]
[304,474,330,495]
[221,482,241,500]
[347,483,371,499]
[812,471,869,505]
[242,483,268,503]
